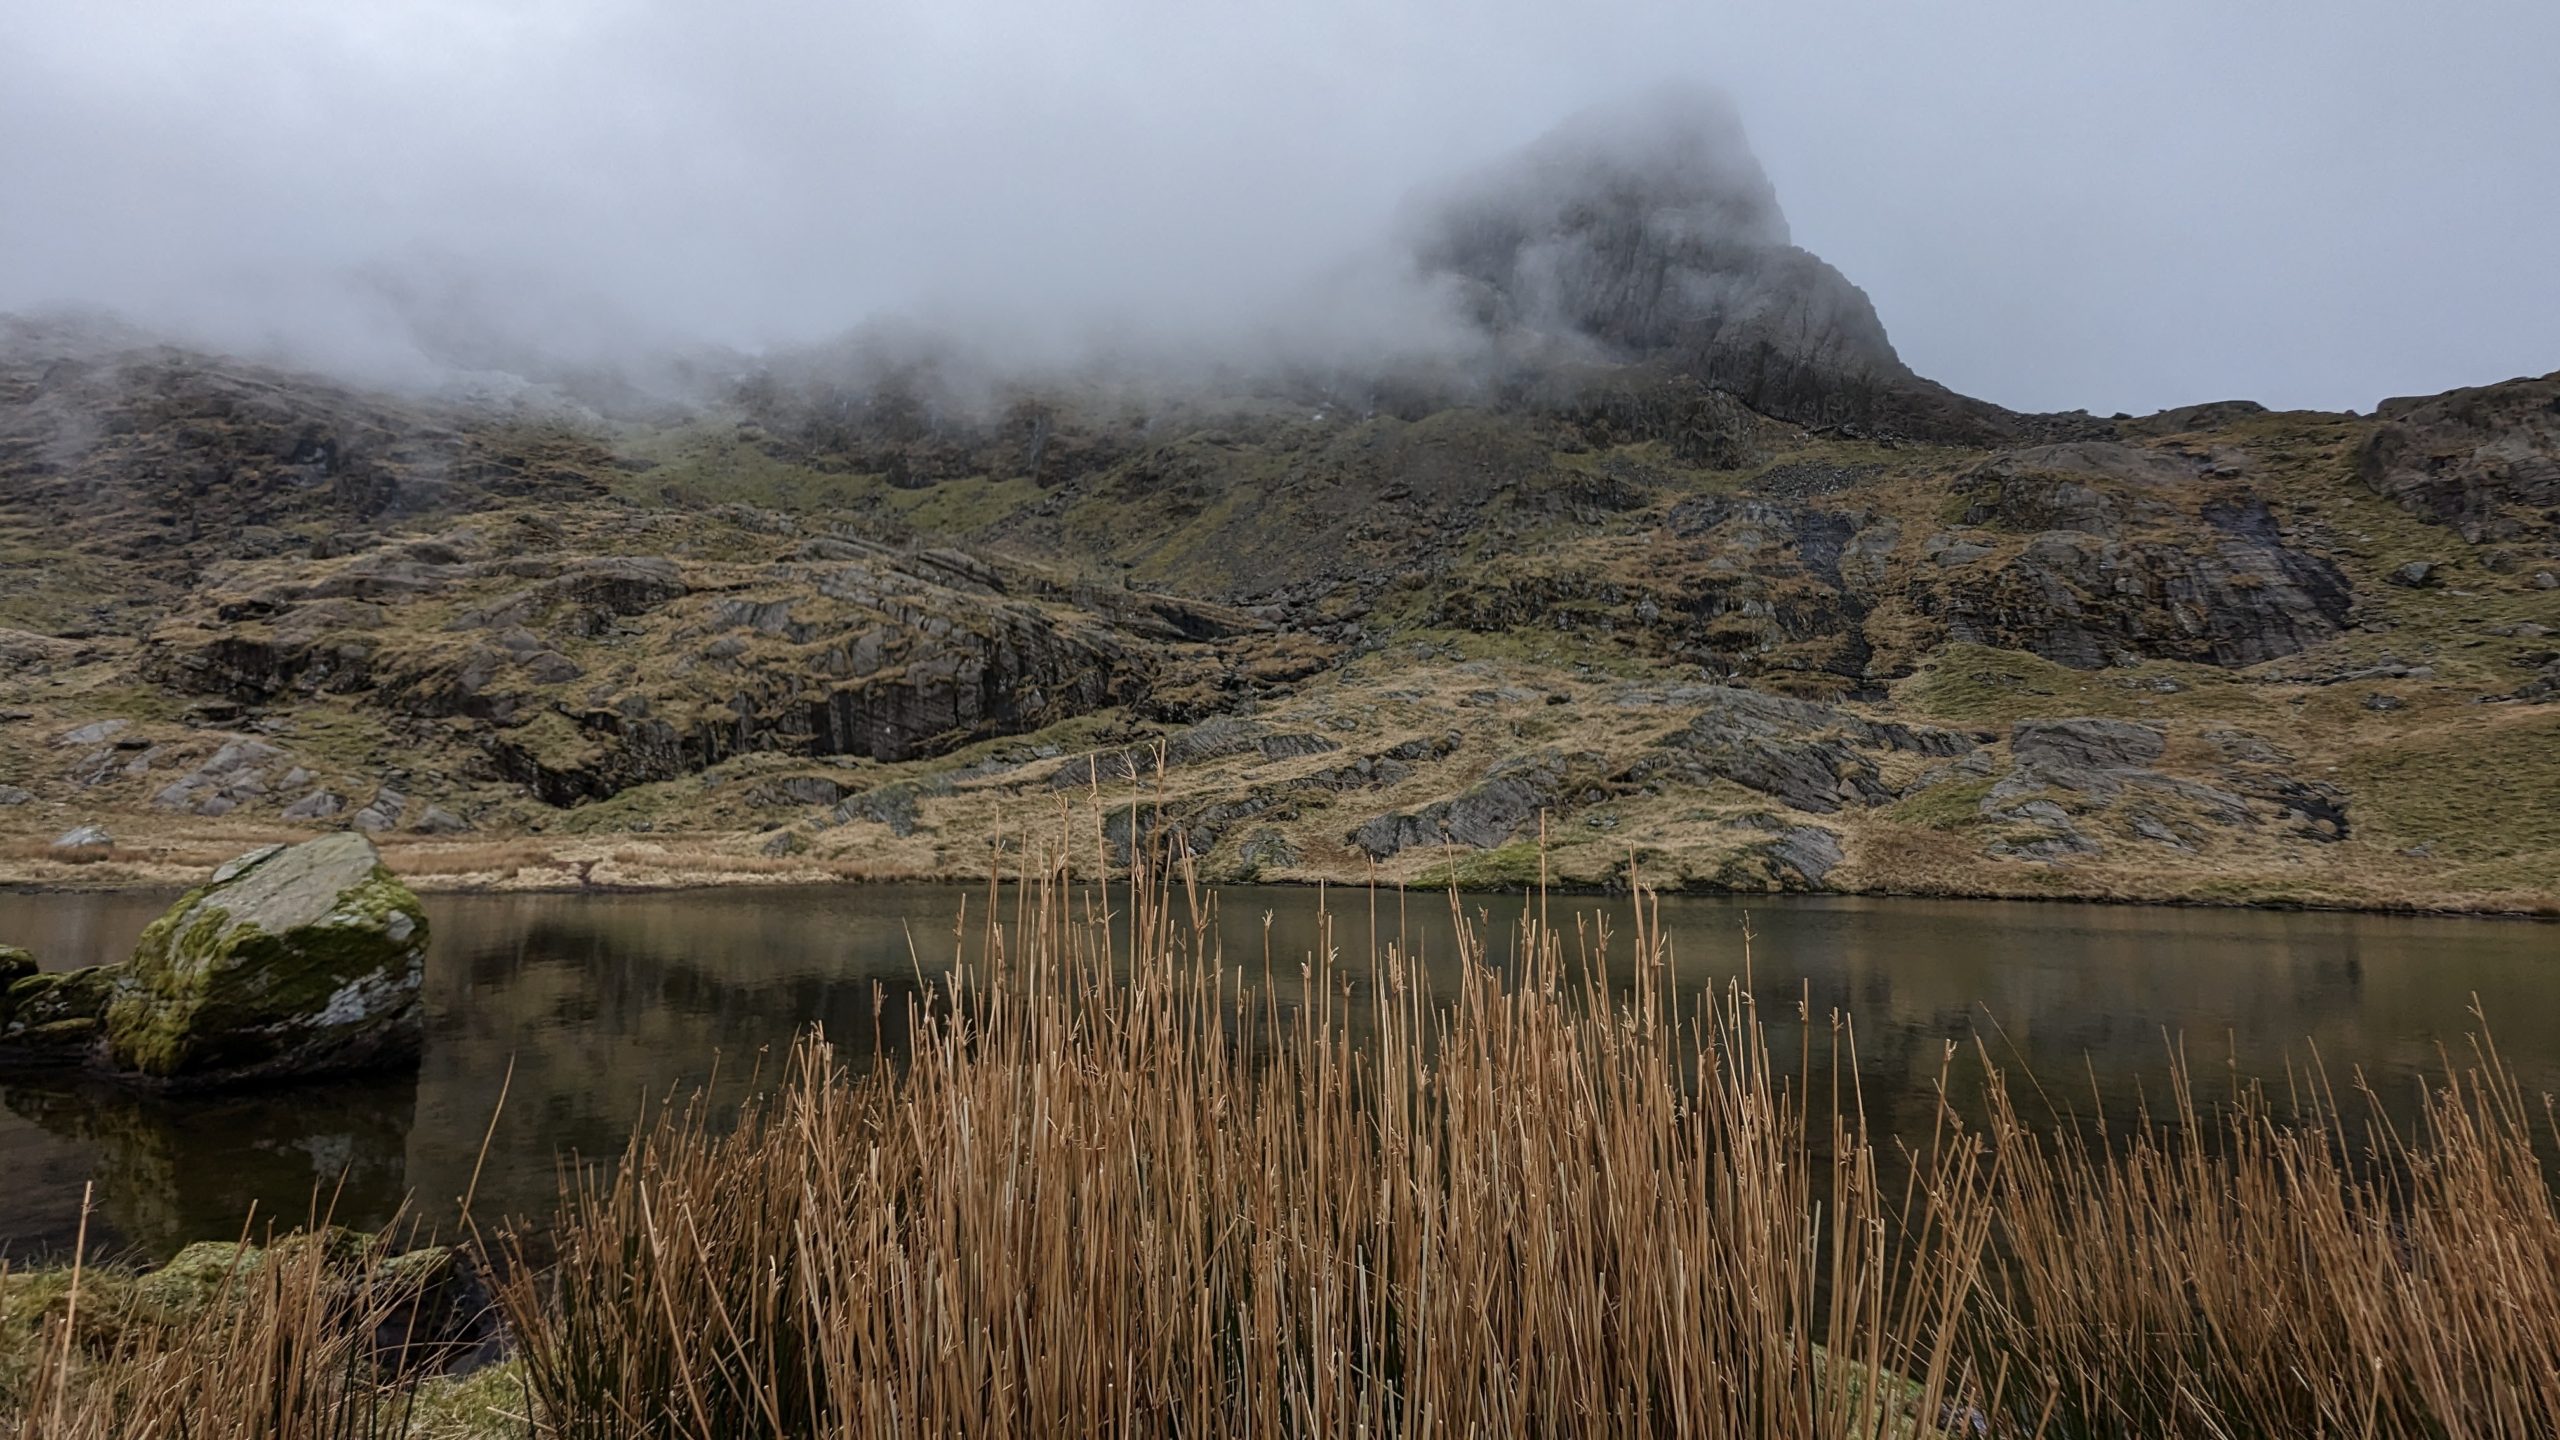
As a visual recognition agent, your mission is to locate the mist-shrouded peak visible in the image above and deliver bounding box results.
[1413,84,2002,437]
[1424,85,1791,260]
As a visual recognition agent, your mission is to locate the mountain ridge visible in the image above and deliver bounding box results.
[1,95,2554,913]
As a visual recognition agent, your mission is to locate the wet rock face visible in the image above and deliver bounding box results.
[2361,371,2560,542]
[101,833,429,1088]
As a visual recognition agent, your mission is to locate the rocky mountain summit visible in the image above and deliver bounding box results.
[0,96,2554,913]
[1411,85,2013,442]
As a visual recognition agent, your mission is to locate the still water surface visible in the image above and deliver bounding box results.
[0,884,2552,1261]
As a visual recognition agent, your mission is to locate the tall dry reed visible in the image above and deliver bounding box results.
[491,834,2560,1438]
[11,823,2559,1438]
[5,1209,467,1440]
[497,836,1996,1438]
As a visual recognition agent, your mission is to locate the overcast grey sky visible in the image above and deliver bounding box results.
[3,0,2553,414]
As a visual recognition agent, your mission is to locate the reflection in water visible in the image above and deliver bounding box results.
[0,884,2553,1260]
[2,1072,416,1259]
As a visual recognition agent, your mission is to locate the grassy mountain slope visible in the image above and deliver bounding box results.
[2,329,2553,912]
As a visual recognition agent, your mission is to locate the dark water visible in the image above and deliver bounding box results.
[0,884,2553,1262]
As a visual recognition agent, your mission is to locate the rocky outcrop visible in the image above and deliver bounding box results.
[1411,85,2014,442]
[148,738,290,817]
[1352,750,1595,858]
[1952,716,2346,865]
[1914,444,2353,668]
[2009,717,2166,775]
[1624,686,1975,814]
[1715,818,1846,890]
[141,527,1187,805]
[0,835,436,1088]
[2361,371,2560,542]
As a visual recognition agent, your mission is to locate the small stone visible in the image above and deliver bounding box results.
[50,824,112,851]
[281,790,345,821]
[55,719,128,747]
[759,829,801,857]
[2389,561,2441,588]
[2129,815,2194,850]
[351,790,407,833]
[0,785,30,806]
[524,652,583,684]
[2532,572,2558,590]
[412,806,471,835]
[2363,693,2404,711]
[775,776,847,807]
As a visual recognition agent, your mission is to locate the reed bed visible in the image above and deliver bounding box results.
[5,1211,479,1440]
[9,836,2560,1437]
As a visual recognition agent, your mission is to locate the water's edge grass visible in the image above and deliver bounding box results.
[6,831,2558,1436]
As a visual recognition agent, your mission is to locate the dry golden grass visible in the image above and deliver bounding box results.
[482,831,2560,1438]
[10,829,2560,1437]
[4,1204,500,1440]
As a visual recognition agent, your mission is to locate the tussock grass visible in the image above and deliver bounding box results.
[4,1202,509,1439]
[9,827,2560,1437]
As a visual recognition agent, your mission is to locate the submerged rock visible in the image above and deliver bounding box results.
[100,833,430,1087]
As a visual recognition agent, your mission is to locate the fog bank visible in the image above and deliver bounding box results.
[3,0,2555,414]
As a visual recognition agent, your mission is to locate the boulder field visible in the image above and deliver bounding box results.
[0,833,428,1088]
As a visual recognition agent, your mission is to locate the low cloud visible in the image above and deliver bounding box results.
[3,0,2554,414]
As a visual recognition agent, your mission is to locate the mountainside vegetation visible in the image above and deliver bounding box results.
[2,92,2553,912]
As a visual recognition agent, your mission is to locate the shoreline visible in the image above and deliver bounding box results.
[4,834,2552,922]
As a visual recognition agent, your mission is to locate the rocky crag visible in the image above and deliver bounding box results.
[1,97,2554,913]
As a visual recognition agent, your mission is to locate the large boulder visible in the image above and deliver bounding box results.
[100,833,429,1087]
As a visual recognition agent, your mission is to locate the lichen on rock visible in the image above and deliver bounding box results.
[100,833,429,1087]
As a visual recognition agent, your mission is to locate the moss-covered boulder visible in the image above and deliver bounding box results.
[101,834,429,1087]
[0,960,117,1065]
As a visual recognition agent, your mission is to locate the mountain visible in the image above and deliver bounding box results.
[1,98,2554,913]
